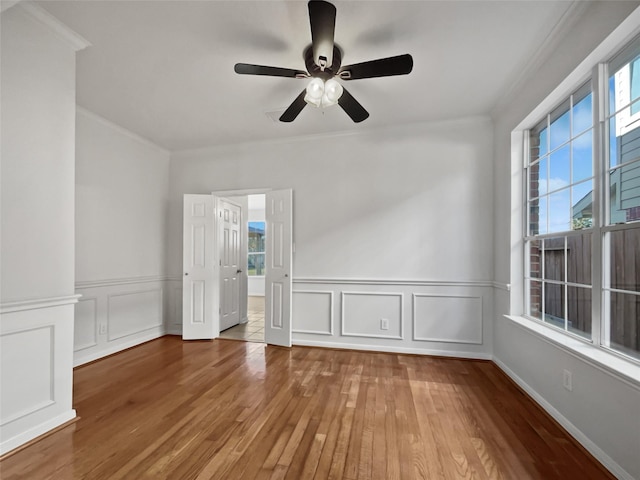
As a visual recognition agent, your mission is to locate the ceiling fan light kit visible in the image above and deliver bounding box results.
[234,0,413,123]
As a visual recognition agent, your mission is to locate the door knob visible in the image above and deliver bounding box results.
[237,269,243,274]
[185,272,189,276]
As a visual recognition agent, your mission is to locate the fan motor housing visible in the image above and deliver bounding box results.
[304,45,342,80]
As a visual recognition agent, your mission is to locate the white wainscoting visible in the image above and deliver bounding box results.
[74,276,172,366]
[292,290,334,335]
[291,278,493,359]
[0,297,78,455]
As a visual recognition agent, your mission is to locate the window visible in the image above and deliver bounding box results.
[524,36,640,361]
[248,221,265,276]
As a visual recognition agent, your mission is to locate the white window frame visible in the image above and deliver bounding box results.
[508,8,640,382]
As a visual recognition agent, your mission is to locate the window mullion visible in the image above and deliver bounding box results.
[591,63,606,347]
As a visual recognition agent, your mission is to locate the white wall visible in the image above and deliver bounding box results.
[492,2,640,479]
[169,117,495,357]
[74,108,172,365]
[0,4,87,455]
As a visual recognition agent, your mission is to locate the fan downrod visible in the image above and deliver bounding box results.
[304,45,342,80]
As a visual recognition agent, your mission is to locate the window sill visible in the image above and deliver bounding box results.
[504,315,640,387]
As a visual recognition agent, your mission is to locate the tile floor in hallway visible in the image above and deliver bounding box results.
[219,296,265,343]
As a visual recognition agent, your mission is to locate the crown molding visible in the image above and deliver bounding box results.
[16,1,91,52]
[77,106,171,156]
[172,115,492,158]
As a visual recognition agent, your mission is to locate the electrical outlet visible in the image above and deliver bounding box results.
[563,369,573,391]
[380,318,389,330]
[99,324,107,335]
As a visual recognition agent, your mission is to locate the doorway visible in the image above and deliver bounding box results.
[182,189,292,347]
[218,296,265,342]
[220,194,265,342]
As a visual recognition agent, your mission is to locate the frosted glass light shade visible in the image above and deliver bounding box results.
[322,79,343,107]
[304,78,324,107]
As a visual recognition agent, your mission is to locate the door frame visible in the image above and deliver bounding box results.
[211,188,293,344]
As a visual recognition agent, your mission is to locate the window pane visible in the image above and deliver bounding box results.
[548,190,570,233]
[631,56,640,114]
[248,253,265,276]
[572,93,592,135]
[248,222,265,252]
[531,197,549,235]
[610,160,640,224]
[537,157,548,195]
[528,239,542,279]
[572,181,593,230]
[529,280,543,320]
[549,146,570,193]
[609,291,640,360]
[550,108,570,151]
[567,286,591,339]
[544,282,564,326]
[609,227,640,293]
[530,196,547,235]
[610,117,619,168]
[572,130,593,183]
[540,128,548,157]
[567,234,592,285]
[543,237,565,281]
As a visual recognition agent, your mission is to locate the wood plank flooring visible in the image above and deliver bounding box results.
[0,336,614,479]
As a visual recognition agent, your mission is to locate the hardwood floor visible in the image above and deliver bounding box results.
[0,336,614,479]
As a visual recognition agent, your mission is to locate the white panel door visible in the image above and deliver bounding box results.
[182,194,217,340]
[265,189,292,347]
[219,199,242,331]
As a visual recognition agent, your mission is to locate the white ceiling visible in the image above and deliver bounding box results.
[36,0,578,151]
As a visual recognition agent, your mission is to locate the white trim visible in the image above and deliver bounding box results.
[505,315,640,389]
[76,107,170,155]
[491,1,589,118]
[17,2,90,51]
[492,356,635,480]
[291,290,334,336]
[0,409,77,456]
[412,294,483,345]
[294,277,495,288]
[341,291,404,340]
[173,116,492,157]
[76,275,171,289]
[292,339,492,360]
[73,328,166,367]
[0,294,81,314]
[515,6,640,131]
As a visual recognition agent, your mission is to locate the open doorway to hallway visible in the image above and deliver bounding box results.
[219,296,265,342]
[218,193,266,343]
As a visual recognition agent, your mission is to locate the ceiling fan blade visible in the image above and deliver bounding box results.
[308,0,336,69]
[279,90,307,122]
[234,63,308,78]
[339,54,413,80]
[338,87,369,123]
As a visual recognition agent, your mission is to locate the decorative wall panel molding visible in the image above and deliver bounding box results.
[1,294,81,314]
[0,326,54,426]
[412,294,483,345]
[294,277,495,288]
[74,297,97,351]
[341,291,404,340]
[76,275,171,289]
[74,278,169,366]
[292,290,333,335]
[107,289,163,341]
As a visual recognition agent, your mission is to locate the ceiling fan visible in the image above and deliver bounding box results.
[234,0,413,123]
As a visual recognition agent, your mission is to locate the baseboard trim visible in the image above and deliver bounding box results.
[292,339,492,360]
[0,409,77,457]
[0,416,79,460]
[73,328,166,367]
[492,356,634,480]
